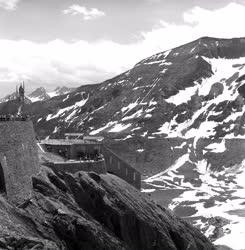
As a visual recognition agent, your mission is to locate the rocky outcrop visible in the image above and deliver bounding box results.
[0,166,214,249]
[208,82,224,99]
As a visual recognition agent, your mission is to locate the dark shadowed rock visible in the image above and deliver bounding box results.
[208,82,224,99]
[32,167,214,249]
[0,166,214,249]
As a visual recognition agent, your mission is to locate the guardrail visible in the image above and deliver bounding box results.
[0,115,30,122]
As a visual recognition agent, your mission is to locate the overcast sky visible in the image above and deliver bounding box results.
[0,0,245,96]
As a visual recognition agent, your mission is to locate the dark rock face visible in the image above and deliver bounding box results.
[0,167,214,249]
[208,82,224,99]
[0,237,58,250]
[238,83,245,98]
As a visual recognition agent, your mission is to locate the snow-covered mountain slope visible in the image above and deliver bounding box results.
[103,136,245,249]
[140,138,245,250]
[28,86,75,102]
[9,36,244,141]
[44,86,74,99]
[28,87,50,102]
[2,36,245,248]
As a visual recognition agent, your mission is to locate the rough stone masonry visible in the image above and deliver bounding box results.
[0,120,40,204]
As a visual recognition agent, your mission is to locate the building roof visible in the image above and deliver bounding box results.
[83,136,104,141]
[41,139,102,145]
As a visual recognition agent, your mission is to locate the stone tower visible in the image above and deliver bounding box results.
[0,120,40,204]
[16,82,25,115]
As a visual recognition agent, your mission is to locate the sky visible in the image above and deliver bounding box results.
[0,0,245,96]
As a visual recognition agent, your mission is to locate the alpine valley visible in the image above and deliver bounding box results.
[2,36,245,249]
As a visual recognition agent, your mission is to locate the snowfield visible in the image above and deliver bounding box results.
[143,138,245,250]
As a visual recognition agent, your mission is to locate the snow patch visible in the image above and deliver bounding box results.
[137,149,145,153]
[109,123,131,133]
[90,121,116,135]
[205,140,226,153]
[141,188,156,193]
[165,85,197,106]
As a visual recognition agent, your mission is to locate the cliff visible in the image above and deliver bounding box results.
[0,166,214,249]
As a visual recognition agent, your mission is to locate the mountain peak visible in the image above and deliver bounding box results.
[28,86,75,102]
[135,36,245,70]
[54,86,68,91]
[49,86,75,98]
[29,87,47,96]
[28,87,49,102]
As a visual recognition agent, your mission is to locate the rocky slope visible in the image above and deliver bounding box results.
[0,166,214,250]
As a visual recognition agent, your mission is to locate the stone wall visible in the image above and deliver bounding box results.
[46,160,107,174]
[43,142,102,160]
[42,141,141,189]
[0,121,40,204]
[70,143,102,159]
[102,146,141,189]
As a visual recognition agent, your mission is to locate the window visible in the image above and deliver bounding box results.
[133,172,136,181]
[0,159,6,193]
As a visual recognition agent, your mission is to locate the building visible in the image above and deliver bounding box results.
[41,138,103,160]
[40,134,141,189]
[16,82,25,115]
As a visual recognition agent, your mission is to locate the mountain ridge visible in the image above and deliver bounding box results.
[0,86,76,104]
[2,36,245,140]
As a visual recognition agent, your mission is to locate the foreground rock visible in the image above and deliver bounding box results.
[0,166,214,249]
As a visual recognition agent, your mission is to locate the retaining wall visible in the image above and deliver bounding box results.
[102,146,141,189]
[47,160,107,175]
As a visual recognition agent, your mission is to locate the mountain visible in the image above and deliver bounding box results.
[0,86,75,104]
[28,86,75,102]
[19,37,245,140]
[28,87,50,102]
[0,92,32,105]
[49,86,75,97]
[0,92,17,103]
[1,36,245,249]
[0,165,214,249]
